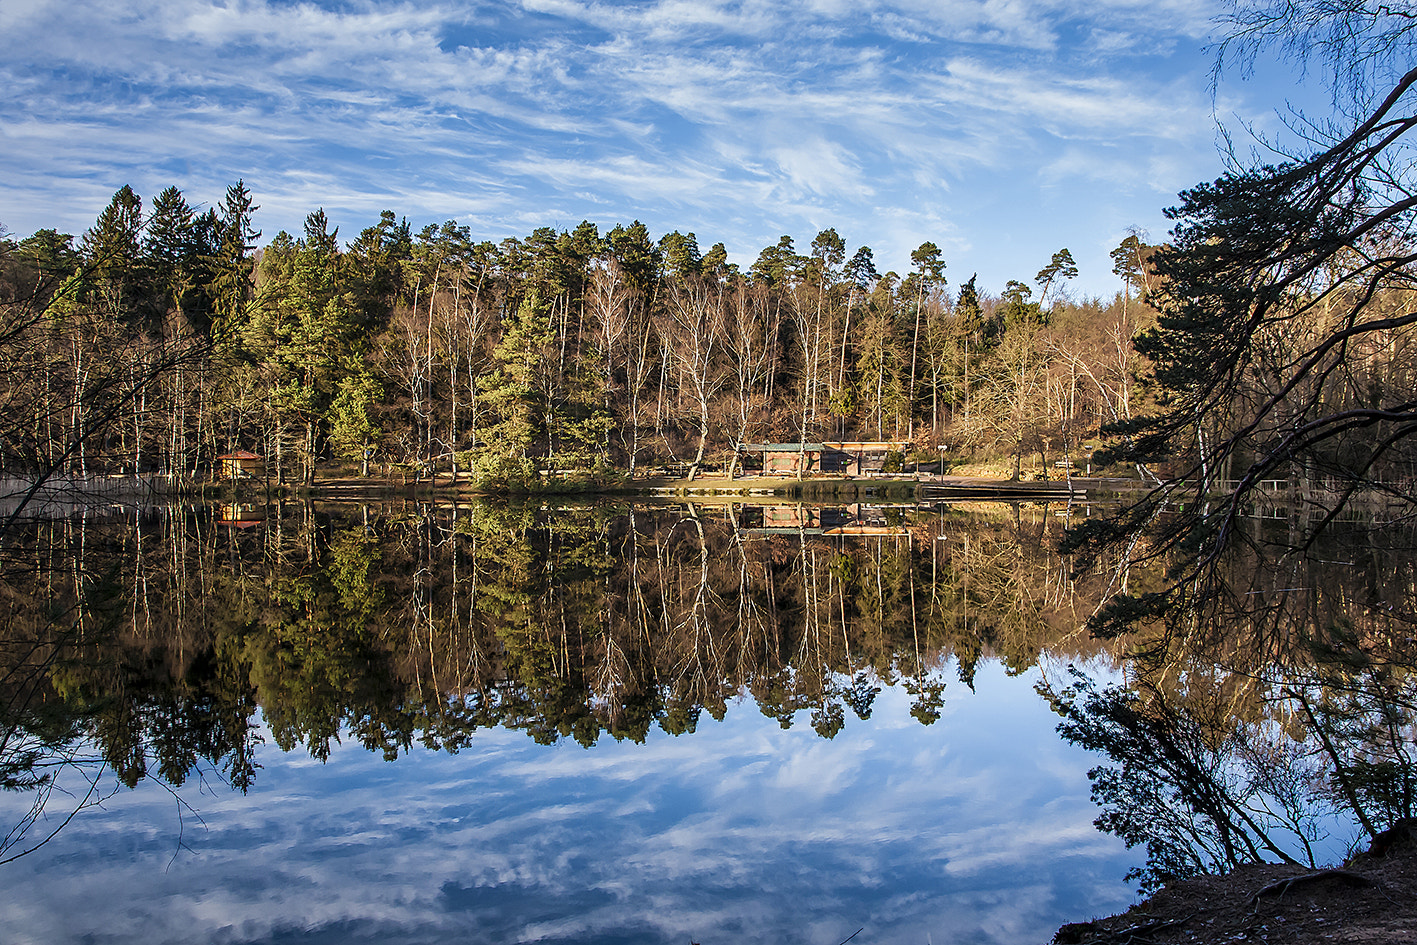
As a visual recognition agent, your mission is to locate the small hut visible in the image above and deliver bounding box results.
[742,441,909,477]
[742,443,823,475]
[820,441,910,476]
[216,450,263,480]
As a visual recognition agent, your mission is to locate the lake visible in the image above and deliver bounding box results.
[2,495,1387,943]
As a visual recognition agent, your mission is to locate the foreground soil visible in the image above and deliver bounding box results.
[1054,829,1417,944]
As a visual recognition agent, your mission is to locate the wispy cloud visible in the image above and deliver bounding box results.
[0,0,1294,294]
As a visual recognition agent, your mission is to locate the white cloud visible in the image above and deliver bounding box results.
[0,0,1286,298]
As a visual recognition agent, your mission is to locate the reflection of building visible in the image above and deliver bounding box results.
[820,522,911,536]
[737,504,845,531]
[217,503,264,528]
[216,451,263,480]
[735,504,911,537]
[741,442,909,476]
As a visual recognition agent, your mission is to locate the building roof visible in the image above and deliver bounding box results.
[216,451,263,460]
[821,441,911,451]
[742,441,910,451]
[741,443,825,452]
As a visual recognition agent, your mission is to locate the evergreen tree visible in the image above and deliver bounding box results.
[79,185,145,324]
[212,180,260,331]
[1034,248,1078,306]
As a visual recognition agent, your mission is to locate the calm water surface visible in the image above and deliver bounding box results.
[3,666,1139,945]
[2,499,1143,944]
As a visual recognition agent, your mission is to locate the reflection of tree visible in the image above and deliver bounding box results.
[1286,646,1417,838]
[1050,670,1318,893]
[0,514,260,863]
[243,530,407,761]
[1050,519,1417,890]
[0,497,1112,852]
[1,623,112,864]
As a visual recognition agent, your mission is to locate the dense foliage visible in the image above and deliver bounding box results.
[0,193,1154,489]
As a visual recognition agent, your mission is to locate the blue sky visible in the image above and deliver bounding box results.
[1,0,1316,298]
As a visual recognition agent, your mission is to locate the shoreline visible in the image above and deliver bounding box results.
[246,472,1148,501]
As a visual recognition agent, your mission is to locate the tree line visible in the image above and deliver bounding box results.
[0,187,1160,488]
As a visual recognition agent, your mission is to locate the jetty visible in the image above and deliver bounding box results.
[919,476,1089,500]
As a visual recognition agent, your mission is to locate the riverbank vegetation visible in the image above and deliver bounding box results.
[1,192,1157,492]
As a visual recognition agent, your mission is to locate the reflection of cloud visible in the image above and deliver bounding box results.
[0,663,1142,945]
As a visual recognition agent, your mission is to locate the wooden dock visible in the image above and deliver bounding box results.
[920,476,1089,500]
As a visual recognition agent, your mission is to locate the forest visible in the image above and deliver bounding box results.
[0,185,1157,489]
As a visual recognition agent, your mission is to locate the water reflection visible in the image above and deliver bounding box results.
[8,496,1412,940]
[1047,513,1417,890]
[2,498,1108,781]
[1,670,1137,945]
[0,497,1138,943]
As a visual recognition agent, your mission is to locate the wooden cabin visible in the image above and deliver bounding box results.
[820,441,910,476]
[216,450,263,480]
[742,443,822,475]
[742,441,909,477]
